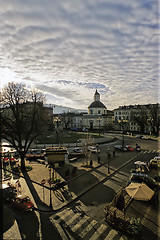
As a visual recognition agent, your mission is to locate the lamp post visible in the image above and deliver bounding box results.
[48,164,52,208]
[119,117,125,151]
[147,117,153,138]
[97,117,102,136]
[54,117,60,144]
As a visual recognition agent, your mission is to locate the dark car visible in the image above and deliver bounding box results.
[114,145,127,151]
[2,183,17,202]
[11,195,34,212]
[127,173,159,191]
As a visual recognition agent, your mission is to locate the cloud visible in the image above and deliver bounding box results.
[0,0,159,110]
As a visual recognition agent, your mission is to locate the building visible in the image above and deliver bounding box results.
[114,103,160,134]
[82,90,114,130]
[55,90,114,131]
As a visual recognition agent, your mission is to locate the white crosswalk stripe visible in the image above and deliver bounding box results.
[79,220,97,238]
[50,217,74,240]
[104,229,117,239]
[90,224,108,240]
[50,201,124,239]
[142,150,159,154]
[142,150,148,154]
[67,213,81,226]
[152,150,158,153]
[72,215,90,232]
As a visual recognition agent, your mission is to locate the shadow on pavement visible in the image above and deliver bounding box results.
[20,170,62,240]
[56,162,116,206]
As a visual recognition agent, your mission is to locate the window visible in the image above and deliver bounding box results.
[98,110,101,114]
[90,110,93,114]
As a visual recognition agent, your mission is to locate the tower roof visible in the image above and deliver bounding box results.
[88,101,106,108]
[95,89,100,96]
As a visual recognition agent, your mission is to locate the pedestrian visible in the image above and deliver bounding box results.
[90,159,93,167]
[107,159,110,173]
[113,150,115,157]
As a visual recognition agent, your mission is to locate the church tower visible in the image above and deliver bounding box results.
[88,89,107,115]
[94,89,100,102]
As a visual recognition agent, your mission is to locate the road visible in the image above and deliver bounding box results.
[3,134,159,240]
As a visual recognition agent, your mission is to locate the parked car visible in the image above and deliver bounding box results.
[11,195,34,212]
[135,135,143,139]
[125,145,134,151]
[3,157,9,164]
[2,183,17,202]
[149,156,160,169]
[88,146,100,153]
[73,147,83,153]
[114,145,127,151]
[126,173,159,191]
[142,136,150,140]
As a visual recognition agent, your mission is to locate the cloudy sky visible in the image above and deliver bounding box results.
[0,0,159,111]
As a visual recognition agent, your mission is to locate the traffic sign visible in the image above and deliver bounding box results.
[41,179,46,185]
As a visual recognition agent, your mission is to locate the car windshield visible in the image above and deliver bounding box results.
[21,197,30,202]
[131,175,156,183]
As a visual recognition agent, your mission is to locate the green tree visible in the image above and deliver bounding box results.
[1,82,50,170]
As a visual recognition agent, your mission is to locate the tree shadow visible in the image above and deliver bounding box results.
[15,170,61,240]
[3,205,15,233]
[56,163,116,206]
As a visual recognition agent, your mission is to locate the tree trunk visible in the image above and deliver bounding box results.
[20,154,26,171]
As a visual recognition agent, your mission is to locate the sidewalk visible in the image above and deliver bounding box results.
[21,153,113,213]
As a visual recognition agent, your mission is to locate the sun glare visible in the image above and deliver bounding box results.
[0,68,18,89]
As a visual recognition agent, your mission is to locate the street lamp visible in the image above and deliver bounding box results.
[47,164,53,208]
[97,117,102,136]
[119,117,126,151]
[147,117,153,138]
[54,117,60,144]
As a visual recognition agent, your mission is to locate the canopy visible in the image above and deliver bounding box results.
[125,182,154,201]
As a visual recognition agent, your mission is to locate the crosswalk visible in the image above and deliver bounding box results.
[50,200,127,240]
[141,149,160,154]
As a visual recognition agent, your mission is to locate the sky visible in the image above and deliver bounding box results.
[0,0,159,111]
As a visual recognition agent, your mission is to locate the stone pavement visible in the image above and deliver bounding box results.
[20,154,113,213]
[19,135,116,212]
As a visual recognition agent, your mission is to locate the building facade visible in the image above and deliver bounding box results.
[54,90,114,131]
[114,104,160,134]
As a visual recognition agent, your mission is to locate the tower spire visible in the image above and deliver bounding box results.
[94,89,100,101]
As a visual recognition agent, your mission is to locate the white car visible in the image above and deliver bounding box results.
[88,146,100,153]
[73,147,83,153]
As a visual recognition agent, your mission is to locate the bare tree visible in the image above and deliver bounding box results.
[130,109,148,133]
[150,104,160,136]
[1,82,50,170]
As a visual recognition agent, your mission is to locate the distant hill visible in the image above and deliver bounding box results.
[44,104,87,114]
